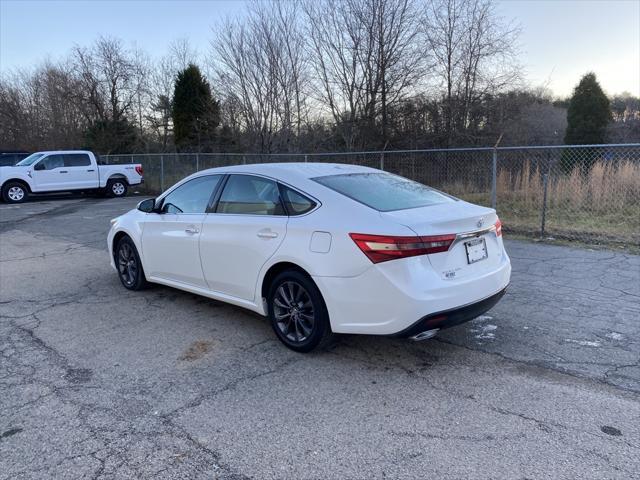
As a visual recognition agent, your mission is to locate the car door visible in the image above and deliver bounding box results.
[63,153,99,189]
[31,154,66,191]
[199,174,288,301]
[141,174,224,288]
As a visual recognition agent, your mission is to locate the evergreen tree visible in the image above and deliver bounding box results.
[172,64,220,151]
[84,119,138,155]
[564,73,611,145]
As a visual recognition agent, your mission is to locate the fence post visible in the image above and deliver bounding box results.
[380,152,385,171]
[242,155,246,165]
[160,155,164,192]
[196,153,199,172]
[540,152,551,237]
[304,154,308,163]
[491,149,497,209]
[130,154,134,164]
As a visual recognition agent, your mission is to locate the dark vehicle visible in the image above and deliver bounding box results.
[0,151,30,167]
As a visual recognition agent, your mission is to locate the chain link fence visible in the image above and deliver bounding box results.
[103,144,640,247]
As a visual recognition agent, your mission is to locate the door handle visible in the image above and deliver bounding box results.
[185,226,200,234]
[87,169,95,172]
[257,230,278,239]
[59,170,68,173]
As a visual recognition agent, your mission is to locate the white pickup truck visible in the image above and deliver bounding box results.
[0,150,143,203]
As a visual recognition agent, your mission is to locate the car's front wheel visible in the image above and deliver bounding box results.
[115,236,148,290]
[268,270,331,352]
[2,182,28,203]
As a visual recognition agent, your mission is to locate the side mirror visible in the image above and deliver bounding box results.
[34,162,45,171]
[137,198,156,213]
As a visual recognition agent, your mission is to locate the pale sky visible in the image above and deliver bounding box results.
[1,0,639,97]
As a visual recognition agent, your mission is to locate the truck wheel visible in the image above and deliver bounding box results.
[2,182,28,203]
[107,179,128,198]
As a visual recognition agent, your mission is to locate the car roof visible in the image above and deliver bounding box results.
[34,150,93,155]
[199,162,380,181]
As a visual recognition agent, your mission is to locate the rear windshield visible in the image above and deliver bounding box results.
[313,172,455,212]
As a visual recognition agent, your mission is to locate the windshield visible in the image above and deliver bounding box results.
[313,172,456,212]
[16,153,45,166]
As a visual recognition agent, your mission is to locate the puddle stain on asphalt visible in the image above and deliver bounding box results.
[0,428,23,440]
[179,340,213,362]
[600,425,623,436]
[64,368,93,383]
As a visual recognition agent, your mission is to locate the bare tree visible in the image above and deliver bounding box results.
[213,0,308,152]
[423,0,521,145]
[304,0,423,149]
[0,62,87,150]
[71,36,138,123]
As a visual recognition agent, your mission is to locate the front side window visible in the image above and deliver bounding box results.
[313,172,455,212]
[161,175,223,214]
[64,154,91,167]
[37,155,65,171]
[216,175,284,216]
[280,185,316,215]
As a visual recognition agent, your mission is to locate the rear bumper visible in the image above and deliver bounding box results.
[391,287,507,338]
[313,250,511,335]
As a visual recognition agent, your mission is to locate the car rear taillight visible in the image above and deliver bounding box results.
[495,218,502,236]
[135,165,143,176]
[349,233,455,264]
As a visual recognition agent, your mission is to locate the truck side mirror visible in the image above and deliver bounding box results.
[137,198,156,213]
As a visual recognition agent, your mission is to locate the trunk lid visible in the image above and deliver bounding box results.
[379,200,502,281]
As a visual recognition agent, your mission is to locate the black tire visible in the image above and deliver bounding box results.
[115,236,149,290]
[107,179,128,198]
[2,181,28,203]
[268,270,332,353]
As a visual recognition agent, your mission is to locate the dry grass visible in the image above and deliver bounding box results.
[494,160,640,212]
[446,160,640,246]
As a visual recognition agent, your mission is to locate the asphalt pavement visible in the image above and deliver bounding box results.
[1,196,639,479]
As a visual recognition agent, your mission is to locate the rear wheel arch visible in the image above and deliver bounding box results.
[107,173,128,183]
[260,261,316,304]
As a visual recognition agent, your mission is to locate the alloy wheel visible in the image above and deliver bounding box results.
[8,186,24,202]
[273,281,315,343]
[117,242,138,287]
[112,182,125,196]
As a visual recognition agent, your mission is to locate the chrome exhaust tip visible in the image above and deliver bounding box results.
[410,329,440,341]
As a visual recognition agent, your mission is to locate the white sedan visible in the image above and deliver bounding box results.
[108,163,511,352]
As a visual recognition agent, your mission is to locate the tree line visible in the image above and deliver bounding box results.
[0,0,637,155]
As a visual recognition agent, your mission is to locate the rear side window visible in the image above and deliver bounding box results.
[161,175,223,214]
[280,185,316,215]
[313,172,455,212]
[216,175,285,216]
[64,154,91,167]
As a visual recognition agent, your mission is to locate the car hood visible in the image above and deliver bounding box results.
[0,165,29,179]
